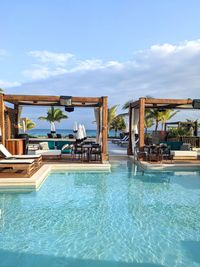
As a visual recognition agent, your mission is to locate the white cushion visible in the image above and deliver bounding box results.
[39,142,49,150]
[171,150,197,156]
[35,150,61,156]
[0,159,34,164]
[12,155,41,159]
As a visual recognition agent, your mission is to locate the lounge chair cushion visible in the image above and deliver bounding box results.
[0,159,35,164]
[12,154,41,159]
[0,144,12,158]
[35,150,61,156]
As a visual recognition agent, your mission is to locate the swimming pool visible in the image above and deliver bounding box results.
[0,161,199,267]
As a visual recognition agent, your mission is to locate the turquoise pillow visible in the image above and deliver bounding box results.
[48,141,55,149]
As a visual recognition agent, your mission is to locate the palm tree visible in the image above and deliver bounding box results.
[108,105,118,131]
[149,109,178,131]
[110,116,126,137]
[0,88,4,94]
[38,107,68,129]
[122,100,133,110]
[20,118,36,132]
[144,109,154,134]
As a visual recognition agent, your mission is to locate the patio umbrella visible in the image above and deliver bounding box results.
[82,124,87,139]
[76,124,84,140]
[73,121,78,132]
[50,122,56,133]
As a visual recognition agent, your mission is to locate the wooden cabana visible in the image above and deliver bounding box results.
[0,94,108,161]
[128,97,199,155]
[164,121,198,136]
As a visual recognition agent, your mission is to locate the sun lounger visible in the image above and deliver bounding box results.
[0,159,36,177]
[112,136,128,144]
[0,144,42,168]
[117,136,129,146]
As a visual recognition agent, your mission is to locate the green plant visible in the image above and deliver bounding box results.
[148,109,178,131]
[108,105,118,131]
[20,118,36,132]
[110,116,126,137]
[167,127,189,138]
[38,107,68,124]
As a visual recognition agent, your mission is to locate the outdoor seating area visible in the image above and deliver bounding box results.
[0,94,108,178]
[128,97,200,164]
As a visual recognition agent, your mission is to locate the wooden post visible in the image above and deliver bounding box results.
[139,98,145,151]
[102,96,108,161]
[0,94,5,145]
[127,104,133,155]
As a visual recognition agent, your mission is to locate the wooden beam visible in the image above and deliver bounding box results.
[4,94,60,103]
[0,94,5,145]
[130,100,139,108]
[145,98,193,105]
[139,98,145,151]
[3,94,102,104]
[127,104,133,155]
[101,96,108,161]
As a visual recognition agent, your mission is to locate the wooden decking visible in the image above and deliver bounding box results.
[0,157,103,178]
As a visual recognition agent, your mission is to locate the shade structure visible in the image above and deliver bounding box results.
[82,124,87,138]
[50,122,56,133]
[76,124,84,140]
[73,121,78,132]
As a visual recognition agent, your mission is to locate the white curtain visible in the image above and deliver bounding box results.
[18,106,23,130]
[94,107,102,144]
[131,108,139,152]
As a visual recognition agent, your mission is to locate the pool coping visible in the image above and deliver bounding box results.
[0,163,111,192]
[128,156,200,171]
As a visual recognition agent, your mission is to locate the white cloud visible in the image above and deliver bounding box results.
[13,39,200,111]
[22,65,68,80]
[29,50,74,66]
[4,40,200,128]
[0,80,21,88]
[24,50,124,80]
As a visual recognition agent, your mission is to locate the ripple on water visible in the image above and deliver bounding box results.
[0,163,200,267]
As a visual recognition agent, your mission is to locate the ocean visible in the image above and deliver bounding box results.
[26,128,120,137]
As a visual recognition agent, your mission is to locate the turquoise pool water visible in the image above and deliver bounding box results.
[0,161,200,267]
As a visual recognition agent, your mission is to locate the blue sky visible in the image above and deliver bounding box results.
[0,0,200,129]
